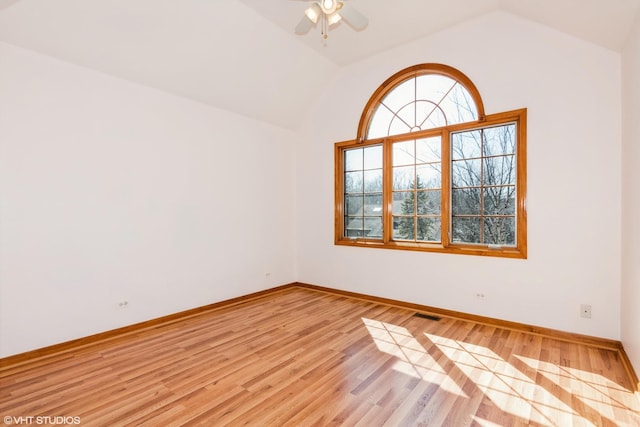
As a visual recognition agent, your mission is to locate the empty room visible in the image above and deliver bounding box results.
[1,0,640,425]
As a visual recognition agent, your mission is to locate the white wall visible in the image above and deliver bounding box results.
[622,12,640,377]
[0,42,297,357]
[296,11,623,339]
[0,10,631,359]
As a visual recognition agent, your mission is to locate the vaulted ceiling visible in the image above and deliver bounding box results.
[240,0,640,65]
[1,0,638,129]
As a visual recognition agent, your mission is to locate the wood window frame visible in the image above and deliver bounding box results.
[335,64,527,259]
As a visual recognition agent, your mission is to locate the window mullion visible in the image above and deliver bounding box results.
[442,130,451,247]
[413,139,418,240]
[382,138,393,243]
[479,128,485,244]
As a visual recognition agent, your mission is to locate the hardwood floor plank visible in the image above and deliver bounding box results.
[1,287,639,426]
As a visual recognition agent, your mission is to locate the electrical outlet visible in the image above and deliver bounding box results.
[580,304,591,319]
[118,301,129,309]
[475,292,486,299]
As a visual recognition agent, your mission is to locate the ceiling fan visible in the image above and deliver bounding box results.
[293,0,368,39]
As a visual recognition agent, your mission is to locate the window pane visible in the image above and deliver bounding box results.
[389,117,413,136]
[484,124,516,156]
[415,75,455,107]
[345,171,363,193]
[452,188,481,215]
[484,155,515,186]
[484,217,516,246]
[452,130,482,160]
[483,186,515,215]
[364,194,383,216]
[450,122,520,248]
[452,159,481,187]
[345,195,363,215]
[414,101,438,130]
[345,149,363,171]
[381,78,414,112]
[364,169,382,192]
[368,106,394,139]
[393,166,414,190]
[397,103,416,129]
[345,217,364,237]
[393,140,415,166]
[452,217,481,243]
[393,216,414,240]
[439,83,478,124]
[364,217,383,238]
[416,164,441,189]
[416,103,447,130]
[416,137,441,163]
[363,145,383,169]
[417,190,441,215]
[417,217,441,242]
[343,143,383,240]
[393,191,414,215]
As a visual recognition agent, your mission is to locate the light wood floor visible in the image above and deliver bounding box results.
[1,287,639,426]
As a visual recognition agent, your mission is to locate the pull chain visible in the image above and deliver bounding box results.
[322,13,328,39]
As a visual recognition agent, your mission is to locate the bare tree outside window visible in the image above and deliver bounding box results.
[451,124,516,246]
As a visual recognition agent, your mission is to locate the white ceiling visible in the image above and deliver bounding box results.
[241,0,640,65]
[1,0,638,129]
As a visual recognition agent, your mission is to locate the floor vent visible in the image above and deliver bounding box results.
[413,312,442,321]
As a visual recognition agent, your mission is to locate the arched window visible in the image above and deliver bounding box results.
[335,64,527,258]
[361,64,485,139]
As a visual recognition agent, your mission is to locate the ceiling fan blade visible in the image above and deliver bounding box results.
[339,3,368,31]
[294,15,314,35]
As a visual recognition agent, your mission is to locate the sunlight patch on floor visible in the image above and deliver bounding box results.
[361,317,636,426]
[425,332,576,426]
[362,318,466,397]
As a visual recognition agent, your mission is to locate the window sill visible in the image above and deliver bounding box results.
[335,238,526,259]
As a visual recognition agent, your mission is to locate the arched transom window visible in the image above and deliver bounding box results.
[364,64,485,139]
[335,64,527,258]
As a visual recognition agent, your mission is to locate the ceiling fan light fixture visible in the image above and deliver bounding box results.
[320,0,338,15]
[304,3,322,24]
[294,0,365,39]
[327,11,342,26]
